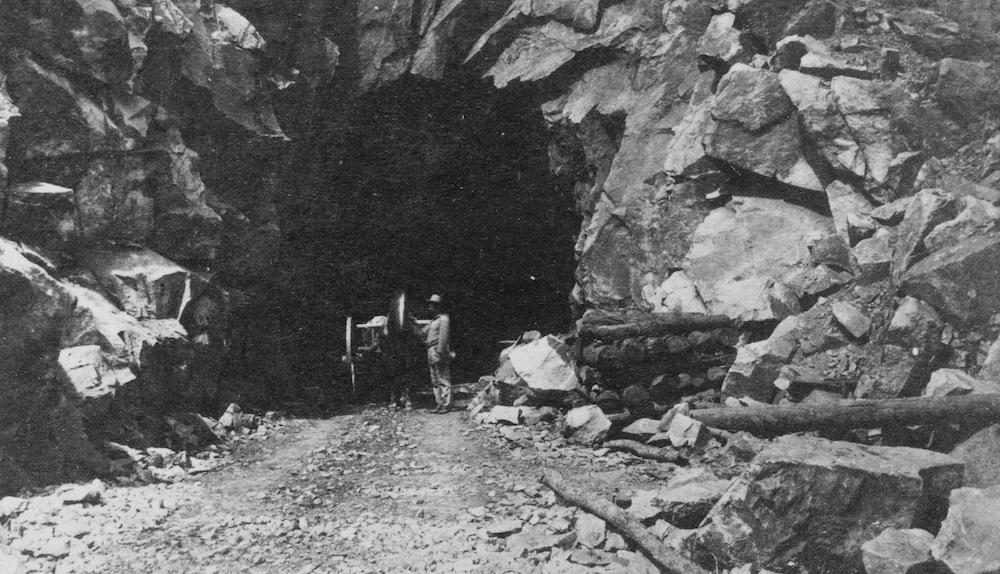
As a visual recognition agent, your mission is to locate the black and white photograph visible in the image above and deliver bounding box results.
[1,0,999,572]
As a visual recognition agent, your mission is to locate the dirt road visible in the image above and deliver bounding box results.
[2,406,684,573]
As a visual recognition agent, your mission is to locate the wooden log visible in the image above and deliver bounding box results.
[602,439,686,464]
[579,313,734,341]
[539,469,709,574]
[688,394,1000,435]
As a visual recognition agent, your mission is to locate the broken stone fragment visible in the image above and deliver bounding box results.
[829,76,901,186]
[892,188,959,281]
[603,532,628,552]
[698,12,744,62]
[872,197,914,225]
[950,425,1000,489]
[657,271,708,315]
[563,405,611,445]
[900,234,1000,326]
[507,526,575,556]
[628,489,666,524]
[574,513,607,549]
[486,519,522,538]
[932,58,1000,127]
[57,344,136,399]
[847,212,878,246]
[725,432,768,461]
[887,296,942,348]
[60,479,105,505]
[853,233,893,281]
[923,195,1000,254]
[665,414,707,448]
[777,35,870,79]
[711,65,795,132]
[36,537,72,558]
[656,478,731,529]
[693,435,963,572]
[508,335,580,393]
[861,528,937,574]
[980,337,1000,381]
[520,406,557,425]
[487,406,522,425]
[784,0,837,39]
[0,496,28,520]
[931,486,1000,574]
[923,369,1000,398]
[720,333,797,403]
[855,344,935,399]
[726,0,816,45]
[621,418,659,441]
[890,9,986,60]
[832,301,872,339]
[84,248,191,320]
[569,547,613,566]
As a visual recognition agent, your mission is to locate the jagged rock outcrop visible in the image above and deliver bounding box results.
[0,238,214,490]
[0,0,332,491]
[693,435,963,572]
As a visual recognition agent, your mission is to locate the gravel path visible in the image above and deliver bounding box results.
[1,405,707,573]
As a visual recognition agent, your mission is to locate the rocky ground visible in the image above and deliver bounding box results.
[0,401,742,574]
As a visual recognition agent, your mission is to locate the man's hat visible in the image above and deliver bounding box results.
[427,294,443,304]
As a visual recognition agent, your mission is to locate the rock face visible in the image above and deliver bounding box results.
[931,486,1000,574]
[0,238,209,491]
[683,198,833,322]
[693,435,964,572]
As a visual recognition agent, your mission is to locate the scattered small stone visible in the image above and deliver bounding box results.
[665,414,707,448]
[569,548,613,566]
[488,406,522,425]
[832,301,872,339]
[0,496,28,519]
[862,528,936,574]
[486,519,522,538]
[563,405,611,445]
[604,532,628,552]
[61,479,105,505]
[36,537,72,558]
[621,418,660,440]
[574,513,607,548]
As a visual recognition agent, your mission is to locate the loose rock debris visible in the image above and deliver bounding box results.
[0,405,733,574]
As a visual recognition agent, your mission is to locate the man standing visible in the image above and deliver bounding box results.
[420,294,452,413]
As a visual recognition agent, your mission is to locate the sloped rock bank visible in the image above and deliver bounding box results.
[0,0,342,492]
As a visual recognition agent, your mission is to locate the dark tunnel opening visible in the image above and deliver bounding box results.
[269,73,582,399]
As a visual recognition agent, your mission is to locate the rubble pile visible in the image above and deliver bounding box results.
[456,1,1000,567]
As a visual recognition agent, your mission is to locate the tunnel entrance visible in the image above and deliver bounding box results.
[278,73,581,395]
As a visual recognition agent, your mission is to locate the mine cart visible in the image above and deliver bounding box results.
[343,312,429,397]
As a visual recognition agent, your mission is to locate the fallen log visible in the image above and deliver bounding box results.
[688,394,1000,435]
[539,469,709,574]
[579,313,734,341]
[602,439,686,464]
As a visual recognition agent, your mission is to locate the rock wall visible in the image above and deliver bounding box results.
[7,0,1000,490]
[0,0,338,492]
[452,0,1000,321]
